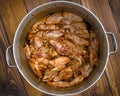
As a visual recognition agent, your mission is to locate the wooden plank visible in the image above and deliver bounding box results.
[81,0,120,96]
[23,0,51,12]
[0,19,10,96]
[0,0,28,96]
[0,0,27,42]
[108,0,120,33]
[0,18,28,96]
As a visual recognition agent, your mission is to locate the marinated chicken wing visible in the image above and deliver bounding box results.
[76,29,89,38]
[49,39,76,55]
[67,60,82,78]
[43,65,65,81]
[49,47,58,58]
[48,75,84,87]
[46,13,63,24]
[49,39,68,55]
[63,12,83,22]
[61,18,71,25]
[34,31,44,38]
[54,57,83,82]
[38,24,59,30]
[32,16,47,30]
[24,12,99,88]
[38,57,49,65]
[54,66,73,81]
[43,69,58,81]
[65,35,89,46]
[70,75,84,86]
[45,30,64,38]
[79,64,93,77]
[34,37,43,48]
[33,46,50,59]
[29,58,42,78]
[24,44,31,59]
[50,38,87,57]
[71,21,87,29]
[29,45,35,54]
[49,56,70,67]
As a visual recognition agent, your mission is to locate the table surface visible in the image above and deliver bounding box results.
[0,0,120,96]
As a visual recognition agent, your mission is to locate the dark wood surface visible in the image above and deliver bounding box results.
[0,0,120,96]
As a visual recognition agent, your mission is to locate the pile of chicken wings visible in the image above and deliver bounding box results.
[24,12,99,87]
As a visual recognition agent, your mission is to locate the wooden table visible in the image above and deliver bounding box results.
[0,0,120,96]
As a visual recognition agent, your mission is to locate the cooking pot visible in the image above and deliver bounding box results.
[6,1,118,95]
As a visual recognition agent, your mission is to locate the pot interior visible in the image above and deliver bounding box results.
[13,1,109,95]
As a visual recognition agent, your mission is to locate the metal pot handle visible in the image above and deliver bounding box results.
[6,45,16,67]
[106,32,118,55]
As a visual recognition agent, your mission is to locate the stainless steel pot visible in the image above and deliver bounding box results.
[6,1,118,95]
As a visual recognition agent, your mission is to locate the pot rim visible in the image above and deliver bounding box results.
[13,1,109,95]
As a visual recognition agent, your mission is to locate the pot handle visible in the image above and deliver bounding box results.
[6,45,16,67]
[106,32,118,55]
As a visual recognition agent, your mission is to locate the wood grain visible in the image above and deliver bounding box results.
[0,0,120,96]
